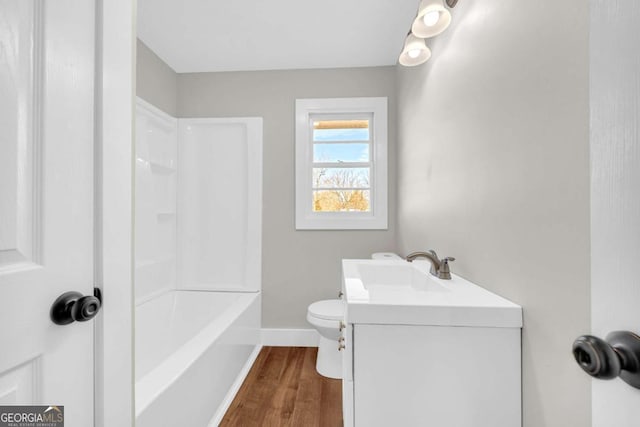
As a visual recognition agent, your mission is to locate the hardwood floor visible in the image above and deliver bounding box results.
[220,346,343,427]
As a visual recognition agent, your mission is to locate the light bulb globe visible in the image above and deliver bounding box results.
[423,11,440,27]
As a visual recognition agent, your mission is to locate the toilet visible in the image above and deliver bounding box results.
[307,299,344,379]
[307,252,401,379]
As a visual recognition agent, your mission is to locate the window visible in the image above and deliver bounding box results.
[295,97,388,230]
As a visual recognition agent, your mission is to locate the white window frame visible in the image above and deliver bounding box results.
[295,97,388,230]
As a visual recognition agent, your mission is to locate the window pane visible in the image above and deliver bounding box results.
[313,143,370,163]
[313,167,370,189]
[313,190,370,212]
[313,120,369,142]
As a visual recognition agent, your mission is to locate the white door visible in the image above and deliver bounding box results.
[590,1,640,425]
[0,0,97,425]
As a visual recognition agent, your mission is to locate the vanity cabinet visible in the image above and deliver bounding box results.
[341,259,522,427]
[342,322,521,427]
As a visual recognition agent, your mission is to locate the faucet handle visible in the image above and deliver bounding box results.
[438,257,455,280]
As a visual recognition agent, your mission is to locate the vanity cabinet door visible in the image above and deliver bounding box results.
[352,324,521,427]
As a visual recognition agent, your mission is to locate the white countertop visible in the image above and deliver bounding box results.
[342,259,522,328]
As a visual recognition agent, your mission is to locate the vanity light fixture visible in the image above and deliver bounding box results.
[412,0,452,38]
[398,0,458,67]
[399,34,432,67]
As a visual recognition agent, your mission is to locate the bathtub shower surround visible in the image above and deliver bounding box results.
[134,98,263,427]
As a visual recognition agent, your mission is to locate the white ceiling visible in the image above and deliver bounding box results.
[137,0,419,73]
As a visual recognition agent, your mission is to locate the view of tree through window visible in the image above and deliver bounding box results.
[311,119,371,212]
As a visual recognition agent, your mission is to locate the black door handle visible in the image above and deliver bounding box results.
[50,288,102,325]
[572,330,640,389]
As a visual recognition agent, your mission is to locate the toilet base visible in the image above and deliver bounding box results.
[316,335,342,379]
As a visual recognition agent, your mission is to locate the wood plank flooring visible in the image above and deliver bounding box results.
[220,346,343,427]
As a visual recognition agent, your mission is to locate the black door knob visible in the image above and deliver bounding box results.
[572,331,640,389]
[572,335,620,379]
[50,289,102,325]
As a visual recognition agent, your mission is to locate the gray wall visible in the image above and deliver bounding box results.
[178,68,397,328]
[136,39,178,116]
[395,1,590,426]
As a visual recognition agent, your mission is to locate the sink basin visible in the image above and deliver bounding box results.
[357,263,449,293]
[342,259,522,328]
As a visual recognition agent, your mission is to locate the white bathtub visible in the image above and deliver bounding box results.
[135,290,261,427]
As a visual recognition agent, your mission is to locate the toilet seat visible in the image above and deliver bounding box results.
[307,299,344,321]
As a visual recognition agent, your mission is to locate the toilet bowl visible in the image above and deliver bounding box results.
[307,299,344,379]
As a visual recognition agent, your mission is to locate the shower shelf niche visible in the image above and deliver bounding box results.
[149,162,176,174]
[135,257,174,269]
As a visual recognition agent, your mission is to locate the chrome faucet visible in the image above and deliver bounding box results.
[405,250,455,280]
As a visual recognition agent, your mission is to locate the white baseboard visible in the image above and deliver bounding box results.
[208,344,262,427]
[261,328,320,347]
